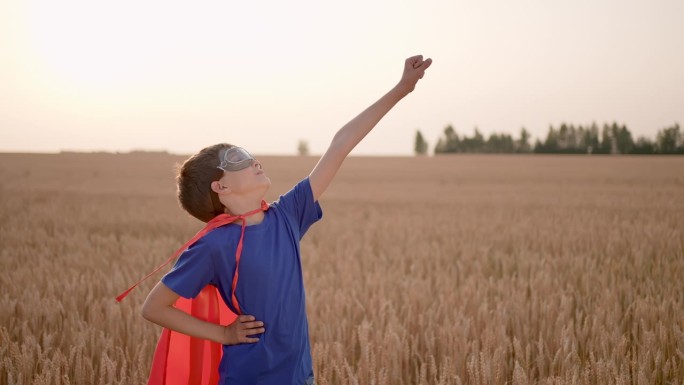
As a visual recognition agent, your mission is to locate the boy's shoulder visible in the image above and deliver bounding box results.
[196,224,239,249]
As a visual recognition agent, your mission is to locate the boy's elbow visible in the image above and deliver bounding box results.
[330,131,352,154]
[141,301,154,321]
[140,281,178,322]
[323,139,351,165]
[141,299,163,322]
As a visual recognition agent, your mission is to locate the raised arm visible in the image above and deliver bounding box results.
[309,55,432,201]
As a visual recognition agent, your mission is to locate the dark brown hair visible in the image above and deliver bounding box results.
[176,143,233,222]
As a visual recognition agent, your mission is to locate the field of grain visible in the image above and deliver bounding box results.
[1,153,683,385]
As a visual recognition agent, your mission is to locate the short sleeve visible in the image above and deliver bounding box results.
[161,238,216,299]
[276,176,323,238]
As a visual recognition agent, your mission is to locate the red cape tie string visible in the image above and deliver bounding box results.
[116,199,269,314]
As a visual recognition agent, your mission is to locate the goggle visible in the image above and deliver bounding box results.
[217,147,256,172]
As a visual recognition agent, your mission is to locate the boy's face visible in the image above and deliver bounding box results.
[218,159,271,194]
[211,148,271,202]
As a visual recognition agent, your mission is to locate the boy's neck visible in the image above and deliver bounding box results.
[223,199,266,226]
[233,212,264,226]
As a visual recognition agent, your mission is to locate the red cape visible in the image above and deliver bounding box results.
[147,287,236,385]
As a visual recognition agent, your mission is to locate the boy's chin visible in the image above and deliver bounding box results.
[255,178,272,195]
[259,176,272,188]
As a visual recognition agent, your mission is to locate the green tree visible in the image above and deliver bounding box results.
[297,140,309,156]
[600,123,614,154]
[434,137,446,154]
[414,130,429,155]
[461,127,485,153]
[585,122,600,154]
[533,138,544,153]
[558,123,570,150]
[632,136,656,154]
[615,124,634,154]
[656,123,682,154]
[434,125,461,154]
[541,125,559,153]
[445,125,460,152]
[516,127,532,153]
[486,132,515,153]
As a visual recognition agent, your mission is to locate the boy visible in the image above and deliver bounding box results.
[138,55,432,385]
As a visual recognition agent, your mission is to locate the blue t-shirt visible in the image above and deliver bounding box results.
[162,177,323,385]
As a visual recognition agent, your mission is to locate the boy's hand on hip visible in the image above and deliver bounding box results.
[398,55,433,94]
[222,315,265,345]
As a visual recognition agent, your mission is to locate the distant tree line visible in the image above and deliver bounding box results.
[415,122,682,155]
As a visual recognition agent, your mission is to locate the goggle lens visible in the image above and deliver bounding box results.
[217,147,255,171]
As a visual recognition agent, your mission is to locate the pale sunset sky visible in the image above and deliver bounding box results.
[1,0,682,156]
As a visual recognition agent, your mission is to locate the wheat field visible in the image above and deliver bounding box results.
[0,153,683,385]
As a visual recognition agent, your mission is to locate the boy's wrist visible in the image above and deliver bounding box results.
[393,82,413,98]
[211,323,231,345]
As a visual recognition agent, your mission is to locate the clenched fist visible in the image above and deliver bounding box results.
[398,55,433,94]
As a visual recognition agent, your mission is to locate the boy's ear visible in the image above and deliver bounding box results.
[211,181,230,194]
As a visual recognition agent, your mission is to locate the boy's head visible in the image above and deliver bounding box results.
[176,143,270,222]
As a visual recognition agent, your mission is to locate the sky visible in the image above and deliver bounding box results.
[1,0,682,156]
